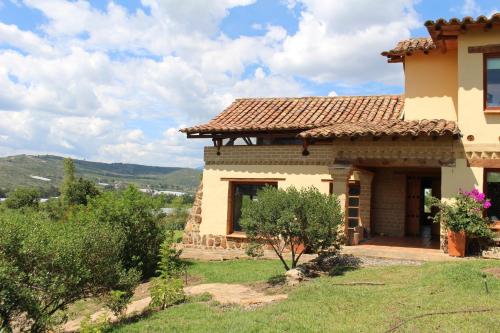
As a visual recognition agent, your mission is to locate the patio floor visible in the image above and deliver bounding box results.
[180,236,461,262]
[342,236,459,262]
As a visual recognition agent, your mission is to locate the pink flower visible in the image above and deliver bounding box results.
[464,188,487,203]
[484,200,492,209]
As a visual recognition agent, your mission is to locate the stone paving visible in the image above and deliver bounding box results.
[184,283,287,307]
[180,243,460,262]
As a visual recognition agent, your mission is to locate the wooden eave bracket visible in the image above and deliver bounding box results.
[302,139,310,156]
[212,138,223,155]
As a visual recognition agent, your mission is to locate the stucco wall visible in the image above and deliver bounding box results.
[371,169,406,237]
[441,158,484,200]
[200,164,331,236]
[458,30,500,144]
[404,51,458,121]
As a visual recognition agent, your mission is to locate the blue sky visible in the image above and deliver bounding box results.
[0,0,498,167]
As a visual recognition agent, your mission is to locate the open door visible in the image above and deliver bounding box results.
[406,176,421,236]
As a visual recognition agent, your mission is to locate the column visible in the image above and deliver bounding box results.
[328,164,353,236]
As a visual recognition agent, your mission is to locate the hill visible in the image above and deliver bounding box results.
[0,155,202,196]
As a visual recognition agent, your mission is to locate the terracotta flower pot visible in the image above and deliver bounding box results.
[447,230,466,257]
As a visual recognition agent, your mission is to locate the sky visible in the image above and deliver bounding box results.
[0,0,498,168]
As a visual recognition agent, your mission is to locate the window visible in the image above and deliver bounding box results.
[485,170,500,221]
[423,188,433,214]
[485,54,500,110]
[228,181,277,233]
[347,181,360,228]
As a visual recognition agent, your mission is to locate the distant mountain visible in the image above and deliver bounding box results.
[0,155,202,195]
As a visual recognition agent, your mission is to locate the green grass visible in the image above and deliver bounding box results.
[112,260,500,333]
[186,259,284,284]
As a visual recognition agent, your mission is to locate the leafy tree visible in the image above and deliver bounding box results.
[66,178,100,206]
[241,186,344,270]
[76,185,165,278]
[0,188,6,198]
[0,210,138,332]
[150,231,185,310]
[4,187,41,209]
[60,157,75,205]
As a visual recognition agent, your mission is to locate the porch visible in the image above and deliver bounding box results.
[330,166,445,251]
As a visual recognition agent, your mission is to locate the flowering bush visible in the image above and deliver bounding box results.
[429,188,494,238]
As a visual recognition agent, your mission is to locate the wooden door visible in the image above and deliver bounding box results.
[406,177,421,236]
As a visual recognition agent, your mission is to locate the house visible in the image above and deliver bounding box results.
[181,14,500,252]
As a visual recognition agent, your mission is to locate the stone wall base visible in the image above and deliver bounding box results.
[183,234,251,250]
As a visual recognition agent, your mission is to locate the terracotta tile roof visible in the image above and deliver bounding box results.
[381,37,436,58]
[298,119,460,139]
[181,95,404,134]
[424,13,500,28]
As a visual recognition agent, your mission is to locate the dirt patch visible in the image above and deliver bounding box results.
[482,267,500,279]
[184,283,287,308]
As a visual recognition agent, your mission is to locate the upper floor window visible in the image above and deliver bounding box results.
[485,54,500,110]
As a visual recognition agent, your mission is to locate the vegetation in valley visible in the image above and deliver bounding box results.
[0,158,179,332]
[0,154,201,196]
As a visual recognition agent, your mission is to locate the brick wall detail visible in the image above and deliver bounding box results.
[371,169,407,237]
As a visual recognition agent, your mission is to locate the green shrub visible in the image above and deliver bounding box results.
[430,188,494,238]
[245,242,264,258]
[65,178,100,206]
[150,231,186,310]
[4,187,41,209]
[163,208,189,231]
[79,314,111,333]
[75,185,165,278]
[241,186,344,270]
[0,210,136,332]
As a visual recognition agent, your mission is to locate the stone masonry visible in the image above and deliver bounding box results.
[182,181,250,250]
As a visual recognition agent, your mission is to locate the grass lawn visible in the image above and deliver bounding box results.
[111,259,500,333]
[186,259,284,284]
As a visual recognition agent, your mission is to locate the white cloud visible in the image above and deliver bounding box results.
[0,22,55,56]
[266,0,419,84]
[0,0,416,167]
[459,0,498,17]
[460,0,481,16]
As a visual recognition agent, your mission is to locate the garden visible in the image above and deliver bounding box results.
[0,160,499,332]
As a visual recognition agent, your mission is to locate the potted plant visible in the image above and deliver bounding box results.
[430,188,493,257]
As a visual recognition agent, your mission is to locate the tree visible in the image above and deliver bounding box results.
[4,187,41,209]
[66,178,100,206]
[241,186,344,270]
[75,185,165,278]
[0,209,138,332]
[60,157,75,205]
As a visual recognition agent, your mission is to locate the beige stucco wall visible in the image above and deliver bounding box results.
[441,158,484,200]
[404,50,458,121]
[458,30,500,144]
[200,164,331,236]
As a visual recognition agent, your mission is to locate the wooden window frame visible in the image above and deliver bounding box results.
[483,53,500,113]
[347,180,361,229]
[484,168,500,221]
[226,180,278,235]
